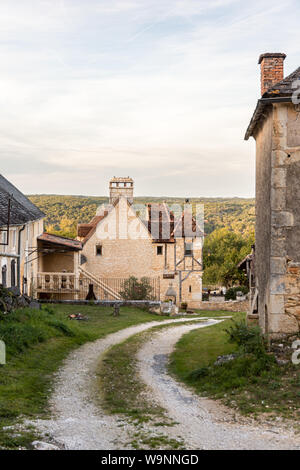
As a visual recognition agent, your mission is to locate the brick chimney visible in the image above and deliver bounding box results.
[258,53,286,96]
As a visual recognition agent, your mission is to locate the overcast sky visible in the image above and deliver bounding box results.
[1,0,300,198]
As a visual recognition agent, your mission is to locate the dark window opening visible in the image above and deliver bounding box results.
[189,285,192,293]
[2,265,7,287]
[11,260,16,287]
[96,245,102,256]
[184,242,193,257]
[157,246,163,255]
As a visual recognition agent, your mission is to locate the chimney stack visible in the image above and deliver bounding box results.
[258,53,286,96]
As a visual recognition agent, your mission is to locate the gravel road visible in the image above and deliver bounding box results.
[31,317,213,450]
[31,317,300,450]
[137,323,300,450]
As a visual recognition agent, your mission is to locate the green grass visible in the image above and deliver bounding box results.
[169,313,300,423]
[0,304,170,449]
[97,329,167,424]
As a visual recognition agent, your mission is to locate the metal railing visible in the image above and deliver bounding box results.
[32,273,160,301]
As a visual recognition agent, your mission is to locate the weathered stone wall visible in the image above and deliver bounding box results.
[198,299,248,312]
[254,107,273,332]
[267,104,300,336]
[254,103,300,337]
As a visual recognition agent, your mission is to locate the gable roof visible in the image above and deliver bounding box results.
[0,174,45,227]
[245,66,300,140]
[79,198,204,245]
[78,213,108,244]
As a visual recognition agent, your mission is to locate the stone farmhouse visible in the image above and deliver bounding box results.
[245,53,300,337]
[0,174,44,294]
[31,177,203,306]
[76,177,204,306]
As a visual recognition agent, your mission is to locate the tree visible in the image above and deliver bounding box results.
[203,228,254,287]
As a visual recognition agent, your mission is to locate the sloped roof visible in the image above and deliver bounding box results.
[78,213,108,244]
[0,174,45,227]
[262,66,300,98]
[145,202,175,243]
[38,232,82,250]
[245,65,300,140]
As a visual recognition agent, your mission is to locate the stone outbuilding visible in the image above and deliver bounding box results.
[245,53,300,337]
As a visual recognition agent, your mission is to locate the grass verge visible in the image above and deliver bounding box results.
[169,312,300,424]
[0,304,170,449]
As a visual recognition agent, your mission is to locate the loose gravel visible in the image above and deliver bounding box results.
[137,323,300,450]
[31,317,211,450]
[31,317,300,450]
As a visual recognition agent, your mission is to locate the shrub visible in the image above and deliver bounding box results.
[225,320,267,357]
[225,286,249,301]
[225,288,237,300]
[120,277,154,300]
[189,366,209,380]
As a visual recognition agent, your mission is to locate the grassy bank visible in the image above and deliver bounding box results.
[169,313,300,423]
[0,304,169,449]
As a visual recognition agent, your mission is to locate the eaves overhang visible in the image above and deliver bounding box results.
[244,96,292,141]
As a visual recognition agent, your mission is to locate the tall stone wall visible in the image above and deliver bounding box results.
[267,103,300,336]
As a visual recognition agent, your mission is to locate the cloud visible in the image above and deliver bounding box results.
[0,0,299,197]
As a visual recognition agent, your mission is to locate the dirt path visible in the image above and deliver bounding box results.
[31,317,215,450]
[137,324,300,450]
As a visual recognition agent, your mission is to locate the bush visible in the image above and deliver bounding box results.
[120,277,154,300]
[225,288,237,300]
[202,293,209,301]
[225,320,267,357]
[225,286,249,301]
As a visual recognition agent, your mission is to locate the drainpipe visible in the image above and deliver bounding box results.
[17,225,25,291]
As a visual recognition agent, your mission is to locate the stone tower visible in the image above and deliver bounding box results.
[109,177,134,205]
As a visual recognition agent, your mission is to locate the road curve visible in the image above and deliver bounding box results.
[31,317,214,450]
[137,323,300,450]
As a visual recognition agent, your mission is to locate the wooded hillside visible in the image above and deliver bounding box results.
[28,194,255,286]
[28,194,255,238]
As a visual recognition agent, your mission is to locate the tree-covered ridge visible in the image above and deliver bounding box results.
[28,194,255,239]
[28,194,255,286]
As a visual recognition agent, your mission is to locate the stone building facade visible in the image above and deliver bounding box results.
[77,177,203,306]
[245,53,300,337]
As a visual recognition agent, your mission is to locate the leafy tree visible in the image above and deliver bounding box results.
[203,228,254,287]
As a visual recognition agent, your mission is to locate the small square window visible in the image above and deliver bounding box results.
[157,246,163,255]
[96,245,102,256]
[184,242,193,257]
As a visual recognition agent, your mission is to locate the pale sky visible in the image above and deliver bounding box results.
[1,0,300,198]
